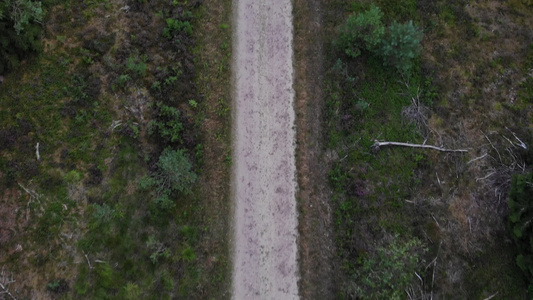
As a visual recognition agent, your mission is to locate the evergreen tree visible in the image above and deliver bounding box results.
[0,0,43,74]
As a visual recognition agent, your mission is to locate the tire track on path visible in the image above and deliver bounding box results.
[232,0,299,299]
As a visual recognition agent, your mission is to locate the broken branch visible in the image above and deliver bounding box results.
[372,140,468,153]
[35,142,40,161]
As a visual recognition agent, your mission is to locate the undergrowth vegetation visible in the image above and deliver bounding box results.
[0,0,232,298]
[324,0,533,298]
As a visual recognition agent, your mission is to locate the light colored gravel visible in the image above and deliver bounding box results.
[231,0,299,299]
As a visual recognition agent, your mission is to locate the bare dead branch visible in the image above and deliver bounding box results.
[483,292,499,300]
[109,120,122,131]
[35,142,40,161]
[372,140,469,153]
[505,127,527,149]
[0,267,17,300]
[476,171,496,182]
[467,153,488,165]
[84,253,93,270]
[482,131,502,163]
[18,183,43,221]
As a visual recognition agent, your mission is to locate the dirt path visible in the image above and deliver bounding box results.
[232,0,299,299]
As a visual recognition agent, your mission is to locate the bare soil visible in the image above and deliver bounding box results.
[232,0,299,298]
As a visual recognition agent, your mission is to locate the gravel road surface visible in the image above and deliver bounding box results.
[232,0,299,299]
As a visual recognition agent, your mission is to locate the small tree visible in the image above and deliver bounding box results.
[336,4,385,58]
[138,147,197,212]
[156,147,197,194]
[378,21,423,74]
[0,0,43,73]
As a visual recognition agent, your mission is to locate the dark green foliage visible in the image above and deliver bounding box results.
[0,0,43,73]
[149,102,183,144]
[95,262,115,289]
[163,17,193,39]
[46,279,69,293]
[126,53,147,77]
[335,5,422,75]
[138,147,197,214]
[378,20,423,74]
[155,147,197,195]
[509,172,533,280]
[336,4,385,58]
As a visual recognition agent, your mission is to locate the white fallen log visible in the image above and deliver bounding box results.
[35,142,40,161]
[372,140,468,153]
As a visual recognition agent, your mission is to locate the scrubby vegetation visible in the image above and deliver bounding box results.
[2,0,533,298]
[321,0,533,298]
[0,0,232,298]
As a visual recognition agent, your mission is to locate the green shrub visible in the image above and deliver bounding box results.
[95,262,114,289]
[126,54,147,77]
[121,283,141,300]
[163,18,193,39]
[336,5,422,75]
[156,147,197,194]
[138,175,157,190]
[138,147,197,213]
[0,0,43,73]
[336,4,385,58]
[148,102,183,144]
[91,203,116,227]
[377,20,423,74]
[154,192,176,211]
[160,271,174,291]
[46,279,68,293]
[64,170,82,184]
[146,235,171,264]
[509,172,533,280]
[181,246,196,262]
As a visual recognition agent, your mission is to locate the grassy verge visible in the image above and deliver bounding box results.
[292,0,336,298]
[0,0,232,298]
[191,0,233,298]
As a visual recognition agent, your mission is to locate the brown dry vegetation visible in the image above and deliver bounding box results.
[293,0,336,299]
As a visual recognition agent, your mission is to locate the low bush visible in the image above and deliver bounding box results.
[139,147,197,196]
[148,102,184,144]
[508,172,533,291]
[336,4,385,58]
[163,18,192,39]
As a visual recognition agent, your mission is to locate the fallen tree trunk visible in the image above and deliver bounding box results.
[372,140,468,153]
